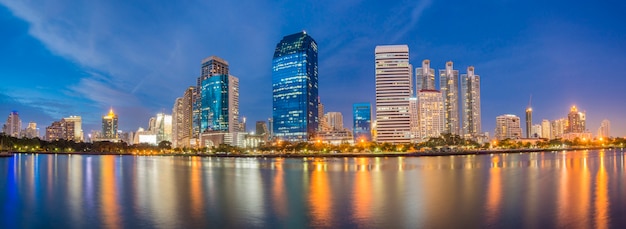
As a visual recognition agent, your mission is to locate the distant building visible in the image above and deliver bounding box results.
[461,66,481,139]
[440,61,460,136]
[2,111,21,137]
[415,59,435,91]
[597,119,610,139]
[272,31,319,141]
[255,121,269,142]
[194,56,229,138]
[409,97,419,142]
[316,129,354,145]
[102,108,119,140]
[375,45,412,143]
[318,99,329,131]
[153,113,172,143]
[531,124,542,138]
[495,114,522,140]
[23,122,39,139]
[551,118,566,139]
[541,119,552,139]
[352,103,372,142]
[324,112,344,131]
[45,116,82,142]
[417,90,444,141]
[64,116,83,142]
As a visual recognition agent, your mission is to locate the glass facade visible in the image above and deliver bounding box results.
[272,32,318,141]
[201,74,230,132]
[353,103,372,141]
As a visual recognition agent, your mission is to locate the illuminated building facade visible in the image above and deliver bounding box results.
[352,103,372,142]
[102,108,118,139]
[461,66,481,138]
[375,45,412,143]
[417,90,444,140]
[2,111,21,137]
[440,61,460,135]
[416,59,435,91]
[495,114,522,140]
[541,119,552,139]
[272,31,319,141]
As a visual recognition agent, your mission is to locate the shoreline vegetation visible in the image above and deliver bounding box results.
[3,133,625,158]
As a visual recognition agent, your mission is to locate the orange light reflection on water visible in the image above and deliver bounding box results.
[101,156,120,229]
[309,160,332,226]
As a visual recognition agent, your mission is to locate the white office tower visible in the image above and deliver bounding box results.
[495,114,522,140]
[541,119,552,139]
[374,45,413,143]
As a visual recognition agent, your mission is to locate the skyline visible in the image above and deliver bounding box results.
[1,1,625,136]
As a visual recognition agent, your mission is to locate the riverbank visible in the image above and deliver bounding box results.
[6,146,621,158]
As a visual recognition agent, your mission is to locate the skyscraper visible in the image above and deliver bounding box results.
[495,114,522,140]
[416,59,435,91]
[172,87,194,148]
[440,61,460,136]
[194,56,230,137]
[272,31,319,141]
[525,107,532,138]
[3,111,21,137]
[461,66,481,138]
[151,113,172,143]
[196,56,240,134]
[375,45,412,143]
[353,103,372,142]
[551,118,566,139]
[417,90,444,140]
[102,108,118,139]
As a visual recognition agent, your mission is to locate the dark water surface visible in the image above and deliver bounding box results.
[1,150,625,228]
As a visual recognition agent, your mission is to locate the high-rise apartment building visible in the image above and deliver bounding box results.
[495,114,522,140]
[102,108,118,139]
[375,45,412,143]
[597,119,610,139]
[461,66,481,138]
[440,61,460,136]
[417,90,444,140]
[541,119,551,139]
[318,99,329,131]
[172,87,194,148]
[2,111,22,137]
[194,56,230,137]
[551,118,566,139]
[353,103,372,142]
[416,59,435,91]
[272,31,319,141]
[566,106,585,133]
[64,116,83,142]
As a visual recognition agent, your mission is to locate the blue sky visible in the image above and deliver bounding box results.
[1,0,625,137]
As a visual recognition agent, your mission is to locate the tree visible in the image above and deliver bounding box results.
[158,141,172,150]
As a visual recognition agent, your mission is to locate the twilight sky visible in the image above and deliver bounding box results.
[1,0,625,137]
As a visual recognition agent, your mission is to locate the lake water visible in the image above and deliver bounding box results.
[1,150,625,228]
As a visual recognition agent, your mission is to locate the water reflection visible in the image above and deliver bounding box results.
[1,150,625,228]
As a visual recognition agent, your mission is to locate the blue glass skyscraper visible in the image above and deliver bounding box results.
[195,56,239,135]
[272,31,319,141]
[353,103,372,141]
